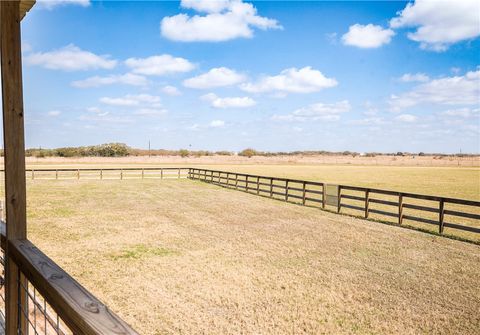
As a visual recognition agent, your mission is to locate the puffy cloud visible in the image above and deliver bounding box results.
[390,0,480,51]
[389,70,480,111]
[125,55,195,76]
[273,100,350,121]
[209,120,225,127]
[100,94,161,107]
[395,114,418,123]
[71,73,147,88]
[162,85,182,96]
[25,44,116,71]
[36,0,90,9]
[240,66,337,94]
[184,67,246,89]
[398,73,429,83]
[342,24,395,48]
[161,0,282,42]
[201,93,256,108]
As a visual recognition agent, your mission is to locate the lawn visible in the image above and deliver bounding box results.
[20,178,480,335]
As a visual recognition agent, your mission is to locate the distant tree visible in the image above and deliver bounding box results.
[239,148,257,158]
[179,149,189,158]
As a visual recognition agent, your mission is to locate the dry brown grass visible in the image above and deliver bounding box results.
[22,179,480,335]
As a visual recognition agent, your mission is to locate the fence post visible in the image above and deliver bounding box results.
[398,194,403,224]
[285,180,289,202]
[270,178,273,197]
[100,169,103,180]
[256,176,260,195]
[142,168,144,179]
[337,186,341,213]
[302,181,306,205]
[322,184,326,208]
[31,169,34,180]
[55,169,58,180]
[120,169,123,180]
[246,176,249,193]
[77,169,80,180]
[178,169,181,179]
[235,173,238,189]
[161,168,163,180]
[365,190,370,218]
[439,199,445,233]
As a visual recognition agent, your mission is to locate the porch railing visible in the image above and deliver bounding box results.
[0,222,138,335]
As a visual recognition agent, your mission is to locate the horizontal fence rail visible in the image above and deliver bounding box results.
[187,168,480,237]
[0,167,190,181]
[0,222,138,335]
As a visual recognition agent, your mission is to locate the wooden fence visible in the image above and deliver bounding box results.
[0,167,190,180]
[188,168,480,238]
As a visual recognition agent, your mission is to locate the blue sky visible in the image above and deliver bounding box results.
[16,0,480,153]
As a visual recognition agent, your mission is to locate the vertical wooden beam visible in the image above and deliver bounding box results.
[439,199,445,234]
[141,168,144,179]
[365,190,370,218]
[31,169,34,180]
[256,176,260,195]
[398,194,403,224]
[302,181,306,206]
[337,186,341,213]
[1,1,28,333]
[269,178,273,197]
[77,169,80,180]
[322,184,326,209]
[100,169,103,180]
[285,180,289,202]
[120,168,123,180]
[55,169,58,180]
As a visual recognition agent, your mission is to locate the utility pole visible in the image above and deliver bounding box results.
[148,139,151,158]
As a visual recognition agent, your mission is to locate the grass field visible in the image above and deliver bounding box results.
[21,159,480,200]
[18,178,480,334]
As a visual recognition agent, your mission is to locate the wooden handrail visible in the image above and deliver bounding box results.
[0,223,138,335]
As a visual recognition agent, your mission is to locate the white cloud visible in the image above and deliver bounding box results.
[162,85,182,96]
[395,114,418,123]
[398,73,429,83]
[441,108,479,118]
[25,44,116,71]
[47,110,61,117]
[36,0,90,9]
[133,108,167,116]
[350,117,387,126]
[240,66,337,94]
[161,0,282,42]
[71,73,147,88]
[100,94,161,107]
[273,100,350,122]
[125,54,195,76]
[342,24,395,48]
[183,67,246,89]
[209,120,225,127]
[201,93,256,108]
[390,0,480,51]
[389,70,480,111]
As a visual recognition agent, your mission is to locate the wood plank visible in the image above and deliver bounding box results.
[9,239,139,335]
[1,1,28,332]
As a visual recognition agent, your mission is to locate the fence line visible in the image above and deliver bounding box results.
[187,168,480,237]
[0,167,190,180]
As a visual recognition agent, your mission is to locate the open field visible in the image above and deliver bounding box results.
[12,179,480,334]
[12,157,480,200]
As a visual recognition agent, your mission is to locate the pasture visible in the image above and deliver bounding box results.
[8,178,480,334]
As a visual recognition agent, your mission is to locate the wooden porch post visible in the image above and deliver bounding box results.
[1,1,28,333]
